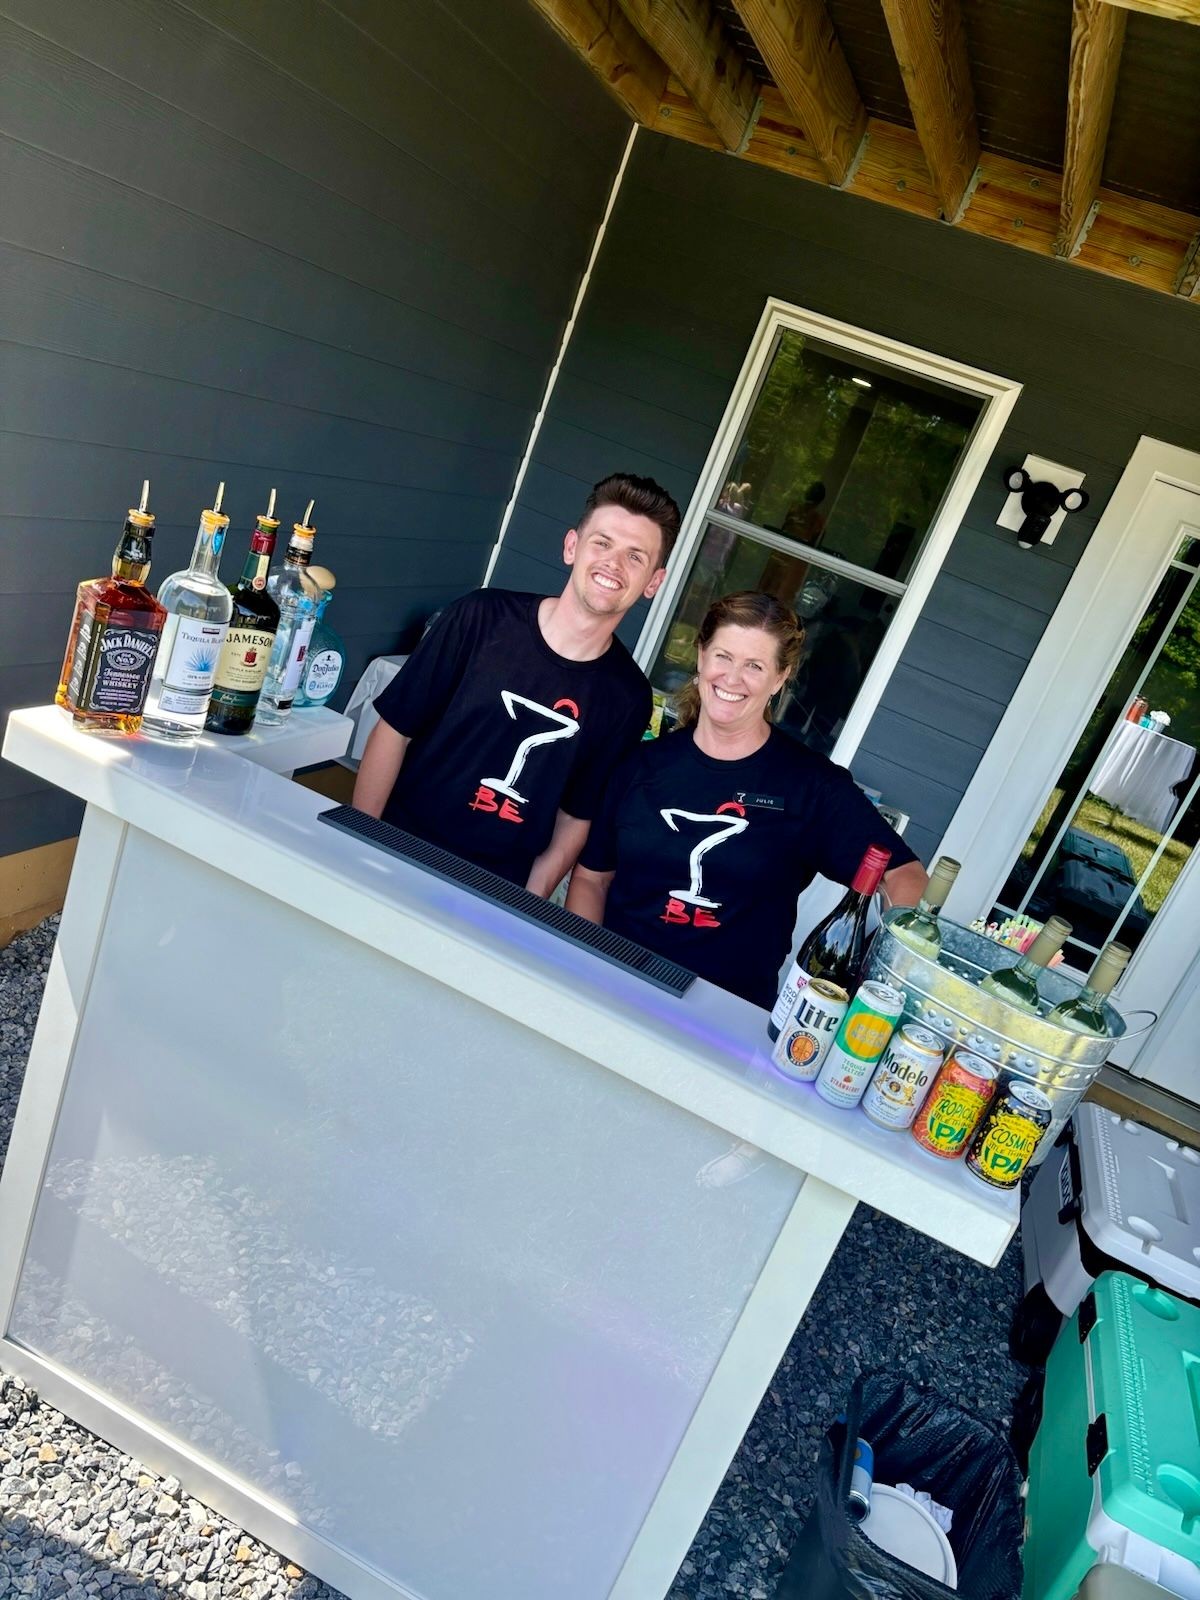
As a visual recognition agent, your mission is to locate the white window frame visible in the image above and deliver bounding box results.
[633,297,1022,769]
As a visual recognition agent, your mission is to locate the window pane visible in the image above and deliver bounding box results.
[647,522,898,757]
[995,575,1200,961]
[716,329,982,582]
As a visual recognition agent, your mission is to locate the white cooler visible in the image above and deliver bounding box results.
[1012,1103,1200,1364]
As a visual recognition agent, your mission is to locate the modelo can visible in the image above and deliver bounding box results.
[861,1024,945,1130]
[815,981,905,1109]
[912,1050,999,1159]
[966,1080,1052,1188]
[772,978,849,1082]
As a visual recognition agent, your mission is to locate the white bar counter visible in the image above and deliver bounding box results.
[0,707,1017,1600]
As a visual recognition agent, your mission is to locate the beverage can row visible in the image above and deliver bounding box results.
[770,969,1053,1187]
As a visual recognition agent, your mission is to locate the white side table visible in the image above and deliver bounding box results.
[339,654,408,768]
[200,706,352,777]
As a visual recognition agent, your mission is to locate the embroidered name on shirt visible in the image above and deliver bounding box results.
[469,691,581,824]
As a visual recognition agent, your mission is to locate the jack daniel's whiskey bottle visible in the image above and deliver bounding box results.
[56,480,168,735]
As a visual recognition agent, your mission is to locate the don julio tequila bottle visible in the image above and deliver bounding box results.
[257,501,318,726]
[205,492,282,736]
[56,480,168,735]
[142,484,234,743]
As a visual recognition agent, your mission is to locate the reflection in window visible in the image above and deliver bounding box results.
[994,558,1200,963]
[649,327,983,756]
[722,331,978,583]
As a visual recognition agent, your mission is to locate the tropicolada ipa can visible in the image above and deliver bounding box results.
[772,978,849,1082]
[912,1050,999,1159]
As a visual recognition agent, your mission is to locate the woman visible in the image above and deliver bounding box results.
[567,592,927,1009]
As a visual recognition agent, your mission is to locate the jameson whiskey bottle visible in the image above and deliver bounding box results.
[205,491,282,736]
[768,845,891,1041]
[142,483,234,744]
[890,856,961,958]
[56,479,167,735]
[978,916,1072,1015]
[257,501,318,726]
[1047,941,1130,1036]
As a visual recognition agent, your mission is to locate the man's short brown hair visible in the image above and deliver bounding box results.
[579,473,681,567]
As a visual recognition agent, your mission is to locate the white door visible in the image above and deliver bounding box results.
[942,440,1200,1104]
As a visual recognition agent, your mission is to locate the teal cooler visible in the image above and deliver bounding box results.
[1023,1271,1200,1600]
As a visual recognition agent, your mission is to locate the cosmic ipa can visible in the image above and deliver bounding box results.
[966,1081,1052,1189]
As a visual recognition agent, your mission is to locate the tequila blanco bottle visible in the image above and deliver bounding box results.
[143,484,234,743]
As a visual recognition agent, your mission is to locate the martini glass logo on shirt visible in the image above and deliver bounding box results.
[660,801,748,927]
[470,691,581,823]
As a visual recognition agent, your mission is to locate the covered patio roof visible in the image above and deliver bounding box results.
[531,0,1200,300]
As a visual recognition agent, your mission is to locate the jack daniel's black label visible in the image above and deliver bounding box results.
[85,623,160,714]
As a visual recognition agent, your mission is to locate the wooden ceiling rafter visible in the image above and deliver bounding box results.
[1100,0,1200,20]
[617,0,762,151]
[728,0,868,186]
[877,0,981,222]
[523,0,1200,304]
[1059,0,1129,259]
[525,0,669,124]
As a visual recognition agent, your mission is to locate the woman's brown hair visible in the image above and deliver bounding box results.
[673,590,805,728]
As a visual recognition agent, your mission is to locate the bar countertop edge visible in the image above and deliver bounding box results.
[2,706,1019,1266]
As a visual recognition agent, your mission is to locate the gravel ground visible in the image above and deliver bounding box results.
[0,918,1026,1599]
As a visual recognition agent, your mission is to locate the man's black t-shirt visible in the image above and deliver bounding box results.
[579,726,917,1009]
[373,590,651,884]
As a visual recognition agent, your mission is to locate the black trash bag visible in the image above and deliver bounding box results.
[775,1373,1024,1600]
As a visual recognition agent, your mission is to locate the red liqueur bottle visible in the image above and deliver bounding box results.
[56,479,168,735]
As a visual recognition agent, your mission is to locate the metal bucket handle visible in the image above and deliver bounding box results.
[1113,1007,1158,1042]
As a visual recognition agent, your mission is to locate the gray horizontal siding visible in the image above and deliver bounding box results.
[0,0,628,853]
[494,128,1200,858]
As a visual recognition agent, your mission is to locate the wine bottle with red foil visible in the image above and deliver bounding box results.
[767,845,892,1041]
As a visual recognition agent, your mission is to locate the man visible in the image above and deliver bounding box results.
[352,473,681,894]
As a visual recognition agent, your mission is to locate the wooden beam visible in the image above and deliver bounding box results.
[526,0,668,124]
[877,0,980,221]
[619,0,760,151]
[1058,0,1127,258]
[1173,233,1200,296]
[654,88,1200,299]
[729,0,867,185]
[1101,0,1200,20]
[529,7,1200,303]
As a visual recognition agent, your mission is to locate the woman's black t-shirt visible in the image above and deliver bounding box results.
[579,726,917,1009]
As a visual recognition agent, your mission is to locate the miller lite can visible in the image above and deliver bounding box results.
[772,978,850,1082]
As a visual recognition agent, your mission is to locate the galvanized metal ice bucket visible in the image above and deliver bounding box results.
[866,911,1147,1166]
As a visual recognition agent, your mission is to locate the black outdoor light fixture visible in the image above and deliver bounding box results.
[1004,467,1090,549]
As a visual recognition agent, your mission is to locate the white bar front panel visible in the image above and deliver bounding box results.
[6,829,805,1599]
